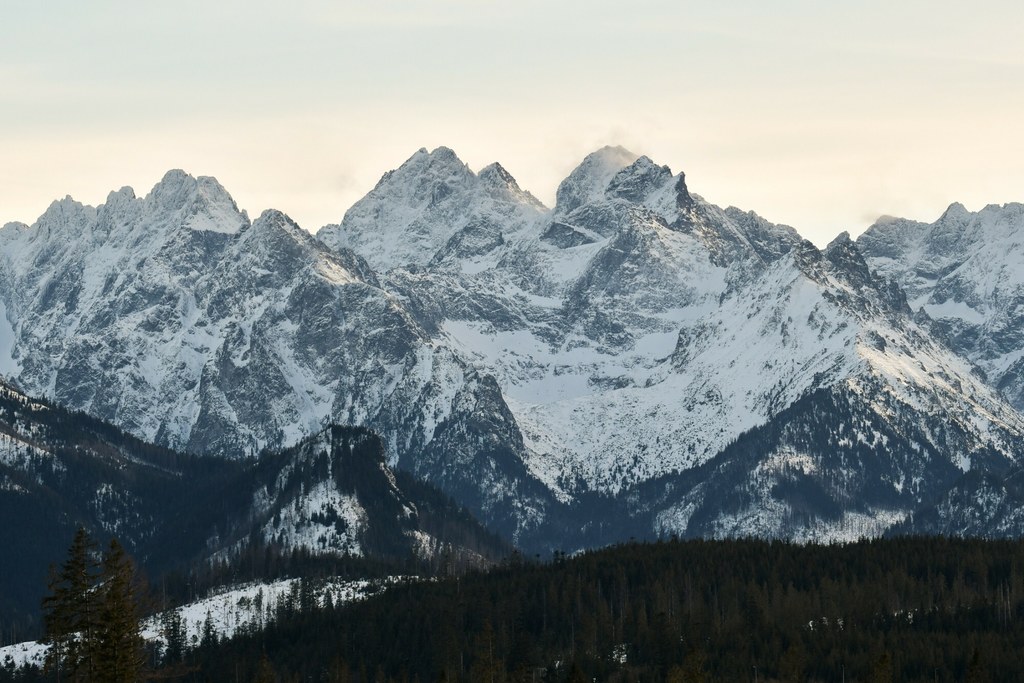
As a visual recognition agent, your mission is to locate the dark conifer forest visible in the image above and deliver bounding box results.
[8,536,1024,682]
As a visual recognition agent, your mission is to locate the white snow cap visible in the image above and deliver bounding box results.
[555,145,641,214]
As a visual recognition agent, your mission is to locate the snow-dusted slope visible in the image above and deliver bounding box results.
[857,203,1024,410]
[894,467,1024,539]
[236,424,507,561]
[0,576,399,670]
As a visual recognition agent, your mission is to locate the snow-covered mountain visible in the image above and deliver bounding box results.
[346,147,1024,543]
[225,423,510,564]
[2,149,1024,550]
[0,171,552,540]
[857,203,1024,411]
[0,173,430,455]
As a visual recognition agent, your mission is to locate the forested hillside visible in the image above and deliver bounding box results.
[7,537,1010,682]
[0,379,509,642]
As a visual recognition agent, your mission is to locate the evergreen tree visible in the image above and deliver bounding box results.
[160,609,186,665]
[42,527,101,682]
[200,611,218,650]
[778,641,806,682]
[94,539,145,683]
[41,532,146,683]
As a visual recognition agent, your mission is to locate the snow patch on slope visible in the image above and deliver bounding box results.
[0,577,401,670]
[261,480,367,555]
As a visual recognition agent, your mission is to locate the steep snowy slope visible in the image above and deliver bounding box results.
[857,203,1024,410]
[634,232,1024,538]
[517,235,1023,500]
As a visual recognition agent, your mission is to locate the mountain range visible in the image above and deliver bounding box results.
[3,145,1024,555]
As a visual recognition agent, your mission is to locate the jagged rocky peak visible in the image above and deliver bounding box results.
[393,146,474,190]
[923,202,980,255]
[939,200,971,222]
[319,147,546,272]
[105,185,137,205]
[478,161,517,188]
[0,221,30,243]
[16,169,250,251]
[245,209,381,289]
[144,169,249,235]
[35,195,96,233]
[554,145,640,214]
[821,230,901,302]
[250,207,303,236]
[606,155,674,205]
[674,172,695,212]
[854,214,928,261]
[798,232,876,294]
[824,230,859,262]
[477,161,544,208]
[857,202,985,266]
[235,209,310,264]
[857,200,1024,412]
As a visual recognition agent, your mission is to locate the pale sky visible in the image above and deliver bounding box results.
[2,1,1023,245]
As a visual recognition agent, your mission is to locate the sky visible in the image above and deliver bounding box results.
[2,0,1023,245]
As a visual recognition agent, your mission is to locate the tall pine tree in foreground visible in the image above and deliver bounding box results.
[95,540,145,683]
[41,530,145,682]
[42,527,101,681]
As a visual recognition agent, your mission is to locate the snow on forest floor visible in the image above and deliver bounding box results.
[0,576,404,670]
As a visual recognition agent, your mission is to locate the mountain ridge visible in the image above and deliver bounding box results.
[3,147,1024,551]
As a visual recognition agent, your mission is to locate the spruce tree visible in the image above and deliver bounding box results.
[160,609,186,665]
[94,539,145,683]
[42,527,101,682]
